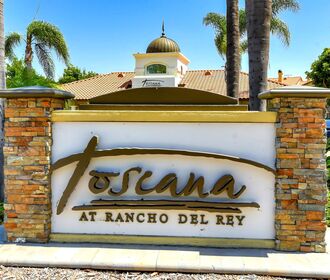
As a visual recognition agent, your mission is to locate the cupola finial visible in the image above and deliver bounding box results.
[146,21,181,53]
[161,20,165,37]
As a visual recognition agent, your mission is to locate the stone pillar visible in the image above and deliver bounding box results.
[0,87,74,242]
[259,86,330,252]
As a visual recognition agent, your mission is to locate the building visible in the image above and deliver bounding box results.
[269,70,309,86]
[61,26,283,104]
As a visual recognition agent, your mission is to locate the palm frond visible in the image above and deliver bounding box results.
[240,39,248,54]
[272,0,300,15]
[239,9,247,36]
[203,12,227,33]
[28,20,70,65]
[203,13,227,58]
[34,43,55,79]
[270,17,290,47]
[5,32,22,61]
[214,32,227,59]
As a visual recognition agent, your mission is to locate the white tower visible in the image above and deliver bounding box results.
[132,23,190,88]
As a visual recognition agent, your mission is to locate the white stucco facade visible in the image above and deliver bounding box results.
[132,53,190,88]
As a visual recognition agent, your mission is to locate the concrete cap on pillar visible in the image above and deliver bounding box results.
[259,85,330,99]
[0,86,74,99]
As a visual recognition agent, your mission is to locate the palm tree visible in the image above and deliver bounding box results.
[226,0,240,98]
[246,0,272,111]
[5,20,69,79]
[0,0,4,89]
[203,0,299,58]
[0,0,4,202]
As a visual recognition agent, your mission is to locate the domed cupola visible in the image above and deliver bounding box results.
[146,23,181,53]
[132,22,190,88]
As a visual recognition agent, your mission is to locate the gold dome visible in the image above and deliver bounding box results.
[146,23,181,53]
[146,35,180,53]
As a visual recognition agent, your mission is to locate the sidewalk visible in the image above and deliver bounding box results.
[0,226,329,278]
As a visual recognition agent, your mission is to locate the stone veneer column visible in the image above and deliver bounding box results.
[0,87,74,242]
[259,86,330,252]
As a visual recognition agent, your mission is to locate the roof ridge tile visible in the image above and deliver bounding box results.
[60,73,113,86]
[60,72,135,86]
[187,69,224,73]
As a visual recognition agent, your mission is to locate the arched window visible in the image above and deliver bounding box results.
[146,64,167,74]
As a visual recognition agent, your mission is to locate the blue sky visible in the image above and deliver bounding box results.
[5,0,330,80]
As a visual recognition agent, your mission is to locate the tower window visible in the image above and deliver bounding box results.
[146,64,167,74]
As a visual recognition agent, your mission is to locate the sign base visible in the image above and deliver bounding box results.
[50,233,275,249]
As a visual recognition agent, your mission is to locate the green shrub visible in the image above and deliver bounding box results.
[0,203,3,224]
[327,138,330,226]
[327,192,330,227]
[326,138,330,227]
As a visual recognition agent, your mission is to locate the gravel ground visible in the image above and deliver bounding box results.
[0,266,317,280]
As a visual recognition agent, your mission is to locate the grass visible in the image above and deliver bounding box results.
[0,202,3,225]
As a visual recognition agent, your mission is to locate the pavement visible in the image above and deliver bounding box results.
[0,226,329,278]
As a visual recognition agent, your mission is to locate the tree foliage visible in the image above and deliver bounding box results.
[306,48,330,88]
[6,58,57,88]
[5,20,70,79]
[327,190,330,227]
[272,0,300,14]
[0,202,3,224]
[58,64,98,84]
[203,0,300,59]
[203,11,247,59]
[5,32,20,61]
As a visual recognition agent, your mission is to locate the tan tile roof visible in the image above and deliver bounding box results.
[269,76,306,86]
[60,70,283,100]
[61,72,135,100]
[180,70,282,99]
[302,80,314,86]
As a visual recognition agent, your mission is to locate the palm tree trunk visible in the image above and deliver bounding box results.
[226,0,240,98]
[24,35,33,70]
[246,0,272,111]
[0,0,4,202]
[0,0,4,89]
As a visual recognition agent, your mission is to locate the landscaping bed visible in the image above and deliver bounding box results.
[327,138,330,227]
[0,203,3,225]
[327,191,330,227]
[0,266,318,280]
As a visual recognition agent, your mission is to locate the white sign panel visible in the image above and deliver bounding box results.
[132,75,181,88]
[51,122,275,239]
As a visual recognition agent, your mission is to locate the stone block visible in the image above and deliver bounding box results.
[271,95,328,252]
[3,95,66,243]
[278,159,301,169]
[277,241,300,251]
